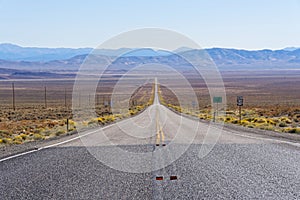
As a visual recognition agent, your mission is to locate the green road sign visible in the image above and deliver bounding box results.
[213,96,222,103]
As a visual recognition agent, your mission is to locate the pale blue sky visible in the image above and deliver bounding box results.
[1,0,300,49]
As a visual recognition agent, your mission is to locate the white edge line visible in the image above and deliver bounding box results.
[216,126,300,147]
[0,102,155,163]
[198,120,300,148]
[0,123,116,163]
[230,131,300,147]
[0,149,39,162]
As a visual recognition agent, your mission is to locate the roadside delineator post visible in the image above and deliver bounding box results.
[66,118,69,132]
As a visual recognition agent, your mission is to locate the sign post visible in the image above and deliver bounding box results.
[192,101,196,114]
[237,96,243,124]
[213,97,222,122]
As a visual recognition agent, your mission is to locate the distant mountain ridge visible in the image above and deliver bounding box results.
[205,48,300,68]
[1,43,300,62]
[0,44,300,75]
[0,43,93,62]
[283,47,300,51]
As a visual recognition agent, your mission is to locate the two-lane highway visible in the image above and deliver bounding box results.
[1,82,300,199]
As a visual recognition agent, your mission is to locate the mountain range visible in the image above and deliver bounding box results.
[0,43,300,79]
[0,43,92,62]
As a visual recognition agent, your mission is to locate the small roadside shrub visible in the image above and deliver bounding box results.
[263,125,275,131]
[185,111,191,115]
[253,118,267,124]
[225,117,232,122]
[88,119,97,125]
[267,119,277,125]
[231,119,239,124]
[136,106,143,111]
[97,117,105,124]
[114,114,122,119]
[106,115,115,122]
[279,122,287,127]
[13,135,23,141]
[43,130,51,136]
[283,127,300,134]
[33,133,44,140]
[20,133,27,140]
[280,117,292,124]
[243,118,253,122]
[0,130,10,137]
[256,124,275,131]
[241,120,250,126]
[2,138,12,144]
[55,130,65,136]
[13,140,22,145]
[198,114,207,120]
[33,128,43,134]
[129,110,136,116]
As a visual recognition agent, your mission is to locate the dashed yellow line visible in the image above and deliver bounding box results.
[156,112,160,145]
[160,127,165,143]
[156,109,165,146]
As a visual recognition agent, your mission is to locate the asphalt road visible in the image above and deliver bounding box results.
[1,83,300,199]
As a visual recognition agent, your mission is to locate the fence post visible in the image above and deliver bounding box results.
[12,82,15,110]
[44,86,47,108]
[64,88,67,109]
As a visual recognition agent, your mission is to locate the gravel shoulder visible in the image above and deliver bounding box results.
[168,107,300,143]
[2,106,300,160]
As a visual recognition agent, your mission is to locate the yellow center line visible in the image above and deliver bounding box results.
[156,112,160,145]
[160,127,165,144]
[156,130,160,145]
[156,108,165,146]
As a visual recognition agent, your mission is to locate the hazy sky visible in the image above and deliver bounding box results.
[1,0,300,49]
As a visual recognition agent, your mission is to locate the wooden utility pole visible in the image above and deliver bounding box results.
[12,83,15,110]
[64,88,67,109]
[44,86,47,108]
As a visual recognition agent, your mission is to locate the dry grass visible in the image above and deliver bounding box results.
[158,70,300,134]
[0,80,154,145]
[1,70,300,145]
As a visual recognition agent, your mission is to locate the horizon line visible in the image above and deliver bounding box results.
[0,42,299,51]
